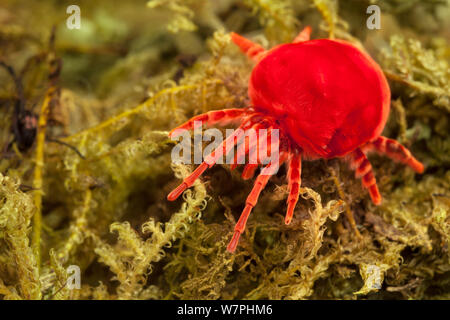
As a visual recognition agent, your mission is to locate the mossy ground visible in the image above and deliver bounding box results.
[0,0,449,299]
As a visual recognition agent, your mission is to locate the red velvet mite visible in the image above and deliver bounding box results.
[167,27,424,252]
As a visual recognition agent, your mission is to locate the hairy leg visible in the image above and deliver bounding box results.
[169,108,248,138]
[242,163,258,180]
[227,155,287,252]
[366,136,424,174]
[230,122,265,170]
[349,148,381,205]
[293,26,312,43]
[241,139,260,180]
[232,124,277,181]
[285,152,302,224]
[230,32,266,61]
[167,126,245,201]
[241,126,277,179]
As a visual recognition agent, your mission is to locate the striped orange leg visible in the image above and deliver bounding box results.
[242,126,277,179]
[227,155,287,253]
[169,108,248,138]
[242,163,258,180]
[230,122,265,170]
[366,136,424,174]
[168,127,245,201]
[293,26,312,43]
[241,137,259,179]
[285,152,302,225]
[349,148,381,205]
[230,32,266,61]
[232,125,275,180]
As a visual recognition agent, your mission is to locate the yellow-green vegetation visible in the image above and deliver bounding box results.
[0,0,449,300]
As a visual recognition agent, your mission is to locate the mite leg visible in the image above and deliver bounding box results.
[241,126,276,179]
[167,128,245,201]
[230,32,266,61]
[227,156,286,252]
[169,108,248,138]
[241,135,259,179]
[349,148,382,205]
[366,136,424,174]
[293,26,312,43]
[285,152,302,225]
[230,122,264,170]
[230,134,248,170]
[242,163,258,180]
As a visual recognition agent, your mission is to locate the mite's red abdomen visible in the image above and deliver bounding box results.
[249,39,390,158]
